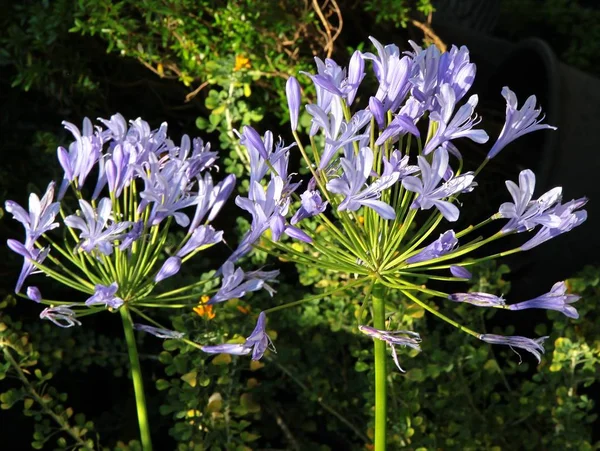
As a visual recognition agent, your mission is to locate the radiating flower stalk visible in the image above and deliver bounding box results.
[5,115,277,450]
[224,38,587,449]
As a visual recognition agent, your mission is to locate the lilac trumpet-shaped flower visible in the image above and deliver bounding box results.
[57,118,102,198]
[244,269,280,296]
[369,97,386,128]
[521,197,588,250]
[363,37,412,112]
[422,89,489,155]
[119,220,144,251]
[488,87,557,159]
[508,281,580,319]
[406,230,457,264]
[479,334,549,363]
[499,169,562,233]
[286,76,302,131]
[306,101,371,169]
[155,226,223,282]
[5,182,60,245]
[134,323,185,339]
[327,147,399,220]
[402,147,476,221]
[202,312,275,361]
[380,150,419,179]
[27,286,42,303]
[40,305,81,328]
[7,239,50,293]
[358,325,421,372]
[208,262,265,304]
[86,282,124,309]
[450,265,472,279]
[449,292,506,307]
[64,198,132,255]
[290,189,328,225]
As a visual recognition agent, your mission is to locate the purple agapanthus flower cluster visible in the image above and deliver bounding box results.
[6,114,275,335]
[220,36,588,370]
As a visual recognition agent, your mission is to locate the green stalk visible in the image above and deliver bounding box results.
[120,307,153,451]
[372,281,387,451]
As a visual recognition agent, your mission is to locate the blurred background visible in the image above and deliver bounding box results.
[1,1,599,449]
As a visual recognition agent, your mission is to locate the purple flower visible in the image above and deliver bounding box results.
[306,102,371,169]
[85,282,124,309]
[286,76,302,131]
[208,262,265,304]
[5,182,60,245]
[40,305,81,328]
[64,198,132,255]
[363,37,412,112]
[406,230,457,264]
[381,150,419,179]
[499,169,562,233]
[437,44,476,103]
[450,265,472,279]
[375,110,421,146]
[202,312,275,361]
[449,292,505,307]
[369,97,386,128]
[134,323,184,339]
[479,334,549,363]
[327,147,399,220]
[155,257,182,283]
[291,189,328,225]
[27,286,42,303]
[119,220,144,251]
[422,90,489,155]
[188,173,236,233]
[508,281,580,319]
[487,87,557,159]
[521,198,588,250]
[7,239,50,293]
[155,225,223,282]
[57,118,102,198]
[244,269,280,296]
[402,147,476,221]
[358,325,421,372]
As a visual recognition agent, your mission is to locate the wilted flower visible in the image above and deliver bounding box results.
[134,324,185,339]
[359,325,421,372]
[479,334,549,363]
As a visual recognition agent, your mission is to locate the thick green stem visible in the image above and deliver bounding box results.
[121,307,153,451]
[372,282,387,451]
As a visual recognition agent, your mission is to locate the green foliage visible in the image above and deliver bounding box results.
[364,0,435,27]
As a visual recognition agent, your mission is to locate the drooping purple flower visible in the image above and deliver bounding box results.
[208,262,265,304]
[406,230,457,264]
[134,323,185,339]
[508,281,580,319]
[40,305,81,328]
[487,87,557,159]
[479,334,549,363]
[449,292,506,307]
[286,76,302,131]
[521,198,588,250]
[498,169,562,233]
[244,269,280,296]
[375,110,421,146]
[5,182,60,245]
[57,117,102,199]
[422,90,489,155]
[7,239,50,293]
[450,265,472,279]
[85,282,124,309]
[327,147,399,219]
[26,286,42,303]
[290,189,328,225]
[155,256,182,283]
[358,325,421,372]
[202,312,275,361]
[402,147,476,221]
[64,198,132,255]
